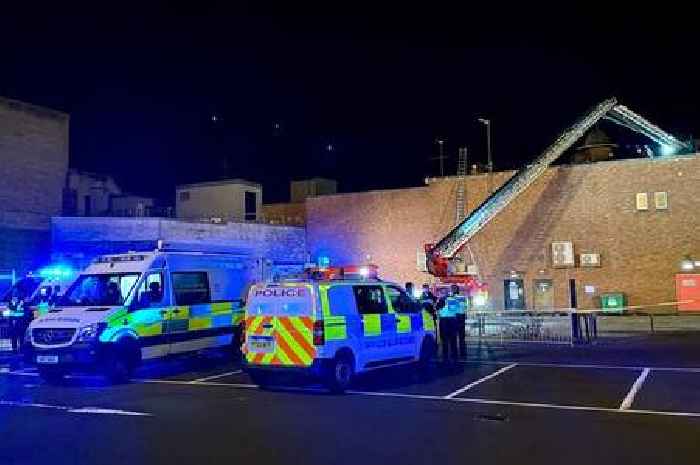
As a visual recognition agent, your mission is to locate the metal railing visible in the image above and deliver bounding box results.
[464,311,598,345]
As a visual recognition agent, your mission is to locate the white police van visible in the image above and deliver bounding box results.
[26,242,252,383]
[243,266,437,392]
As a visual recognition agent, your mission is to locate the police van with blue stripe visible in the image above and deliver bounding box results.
[244,265,437,392]
[25,242,252,383]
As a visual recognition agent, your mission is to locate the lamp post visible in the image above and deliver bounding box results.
[478,118,492,173]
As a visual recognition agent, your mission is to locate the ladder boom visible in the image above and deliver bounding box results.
[427,98,618,272]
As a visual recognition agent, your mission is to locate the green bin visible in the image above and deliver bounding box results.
[600,292,626,313]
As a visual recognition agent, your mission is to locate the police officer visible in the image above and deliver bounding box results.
[436,288,457,363]
[8,290,31,353]
[419,284,437,326]
[449,285,468,358]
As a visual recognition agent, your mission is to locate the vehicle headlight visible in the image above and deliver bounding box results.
[76,323,106,343]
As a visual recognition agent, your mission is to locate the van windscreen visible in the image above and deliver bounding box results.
[248,285,313,316]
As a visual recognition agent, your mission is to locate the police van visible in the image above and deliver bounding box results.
[243,266,437,392]
[25,242,251,383]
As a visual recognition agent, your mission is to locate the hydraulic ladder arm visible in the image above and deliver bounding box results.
[426,97,691,276]
[426,98,620,276]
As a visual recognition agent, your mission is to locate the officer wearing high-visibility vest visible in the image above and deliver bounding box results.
[7,290,31,353]
[447,284,468,358]
[436,288,458,363]
[419,283,437,327]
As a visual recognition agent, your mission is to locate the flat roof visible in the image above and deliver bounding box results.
[176,178,262,190]
[0,96,69,121]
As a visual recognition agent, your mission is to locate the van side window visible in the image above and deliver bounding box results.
[172,272,210,305]
[386,286,416,314]
[327,285,356,316]
[352,285,387,315]
[136,272,165,307]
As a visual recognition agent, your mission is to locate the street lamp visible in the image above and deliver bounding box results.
[478,118,492,173]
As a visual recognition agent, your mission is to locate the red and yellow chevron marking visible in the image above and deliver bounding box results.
[244,315,316,367]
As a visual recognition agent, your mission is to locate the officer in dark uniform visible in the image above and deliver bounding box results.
[8,291,32,353]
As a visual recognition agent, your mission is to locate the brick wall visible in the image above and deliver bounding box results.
[52,217,307,270]
[0,97,69,230]
[262,202,306,226]
[0,97,69,274]
[307,156,700,310]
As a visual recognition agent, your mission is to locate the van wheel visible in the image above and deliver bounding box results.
[105,353,132,384]
[38,367,66,384]
[104,341,137,384]
[325,353,354,394]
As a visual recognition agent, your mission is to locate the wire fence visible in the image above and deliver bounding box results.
[465,311,595,344]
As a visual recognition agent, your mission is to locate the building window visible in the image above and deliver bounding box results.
[245,191,257,221]
[654,191,668,210]
[178,191,190,202]
[635,192,649,211]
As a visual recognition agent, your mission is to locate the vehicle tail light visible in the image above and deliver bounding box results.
[313,320,325,346]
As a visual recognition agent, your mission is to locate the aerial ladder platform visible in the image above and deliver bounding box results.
[426,97,692,277]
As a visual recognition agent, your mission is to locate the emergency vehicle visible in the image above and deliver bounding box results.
[25,242,251,383]
[243,266,437,392]
[0,269,75,318]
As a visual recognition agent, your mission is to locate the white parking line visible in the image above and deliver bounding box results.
[457,360,700,373]
[444,363,518,399]
[136,378,257,389]
[137,378,700,419]
[189,370,243,384]
[0,400,152,417]
[619,368,651,410]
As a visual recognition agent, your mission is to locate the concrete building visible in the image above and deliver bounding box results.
[261,178,337,226]
[0,97,69,275]
[63,169,122,216]
[306,155,700,311]
[51,216,306,279]
[291,178,337,203]
[176,179,262,222]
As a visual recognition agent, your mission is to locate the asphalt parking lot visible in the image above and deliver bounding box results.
[2,335,700,465]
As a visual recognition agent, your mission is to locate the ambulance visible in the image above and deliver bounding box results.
[243,266,437,392]
[25,242,251,383]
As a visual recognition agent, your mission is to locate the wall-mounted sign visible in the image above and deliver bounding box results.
[551,241,575,268]
[580,253,601,267]
[584,285,596,294]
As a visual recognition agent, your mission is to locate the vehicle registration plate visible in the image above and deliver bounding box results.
[36,355,59,364]
[249,336,274,353]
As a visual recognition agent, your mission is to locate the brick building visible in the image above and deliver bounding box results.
[0,97,69,275]
[306,155,700,310]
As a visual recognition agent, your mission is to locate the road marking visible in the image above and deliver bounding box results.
[444,363,518,399]
[136,378,257,389]
[136,375,700,419]
[619,368,651,410]
[456,360,700,373]
[0,400,151,417]
[189,370,243,383]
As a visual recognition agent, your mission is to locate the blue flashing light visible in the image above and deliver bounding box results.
[317,256,331,270]
[38,265,74,279]
[661,144,677,156]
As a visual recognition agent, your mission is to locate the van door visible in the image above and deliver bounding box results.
[245,284,316,367]
[352,285,392,367]
[129,271,170,360]
[385,285,419,360]
[169,271,212,354]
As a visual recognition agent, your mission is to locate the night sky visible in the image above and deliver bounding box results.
[2,4,698,204]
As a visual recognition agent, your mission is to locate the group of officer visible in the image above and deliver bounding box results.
[407,282,468,364]
[2,285,59,353]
